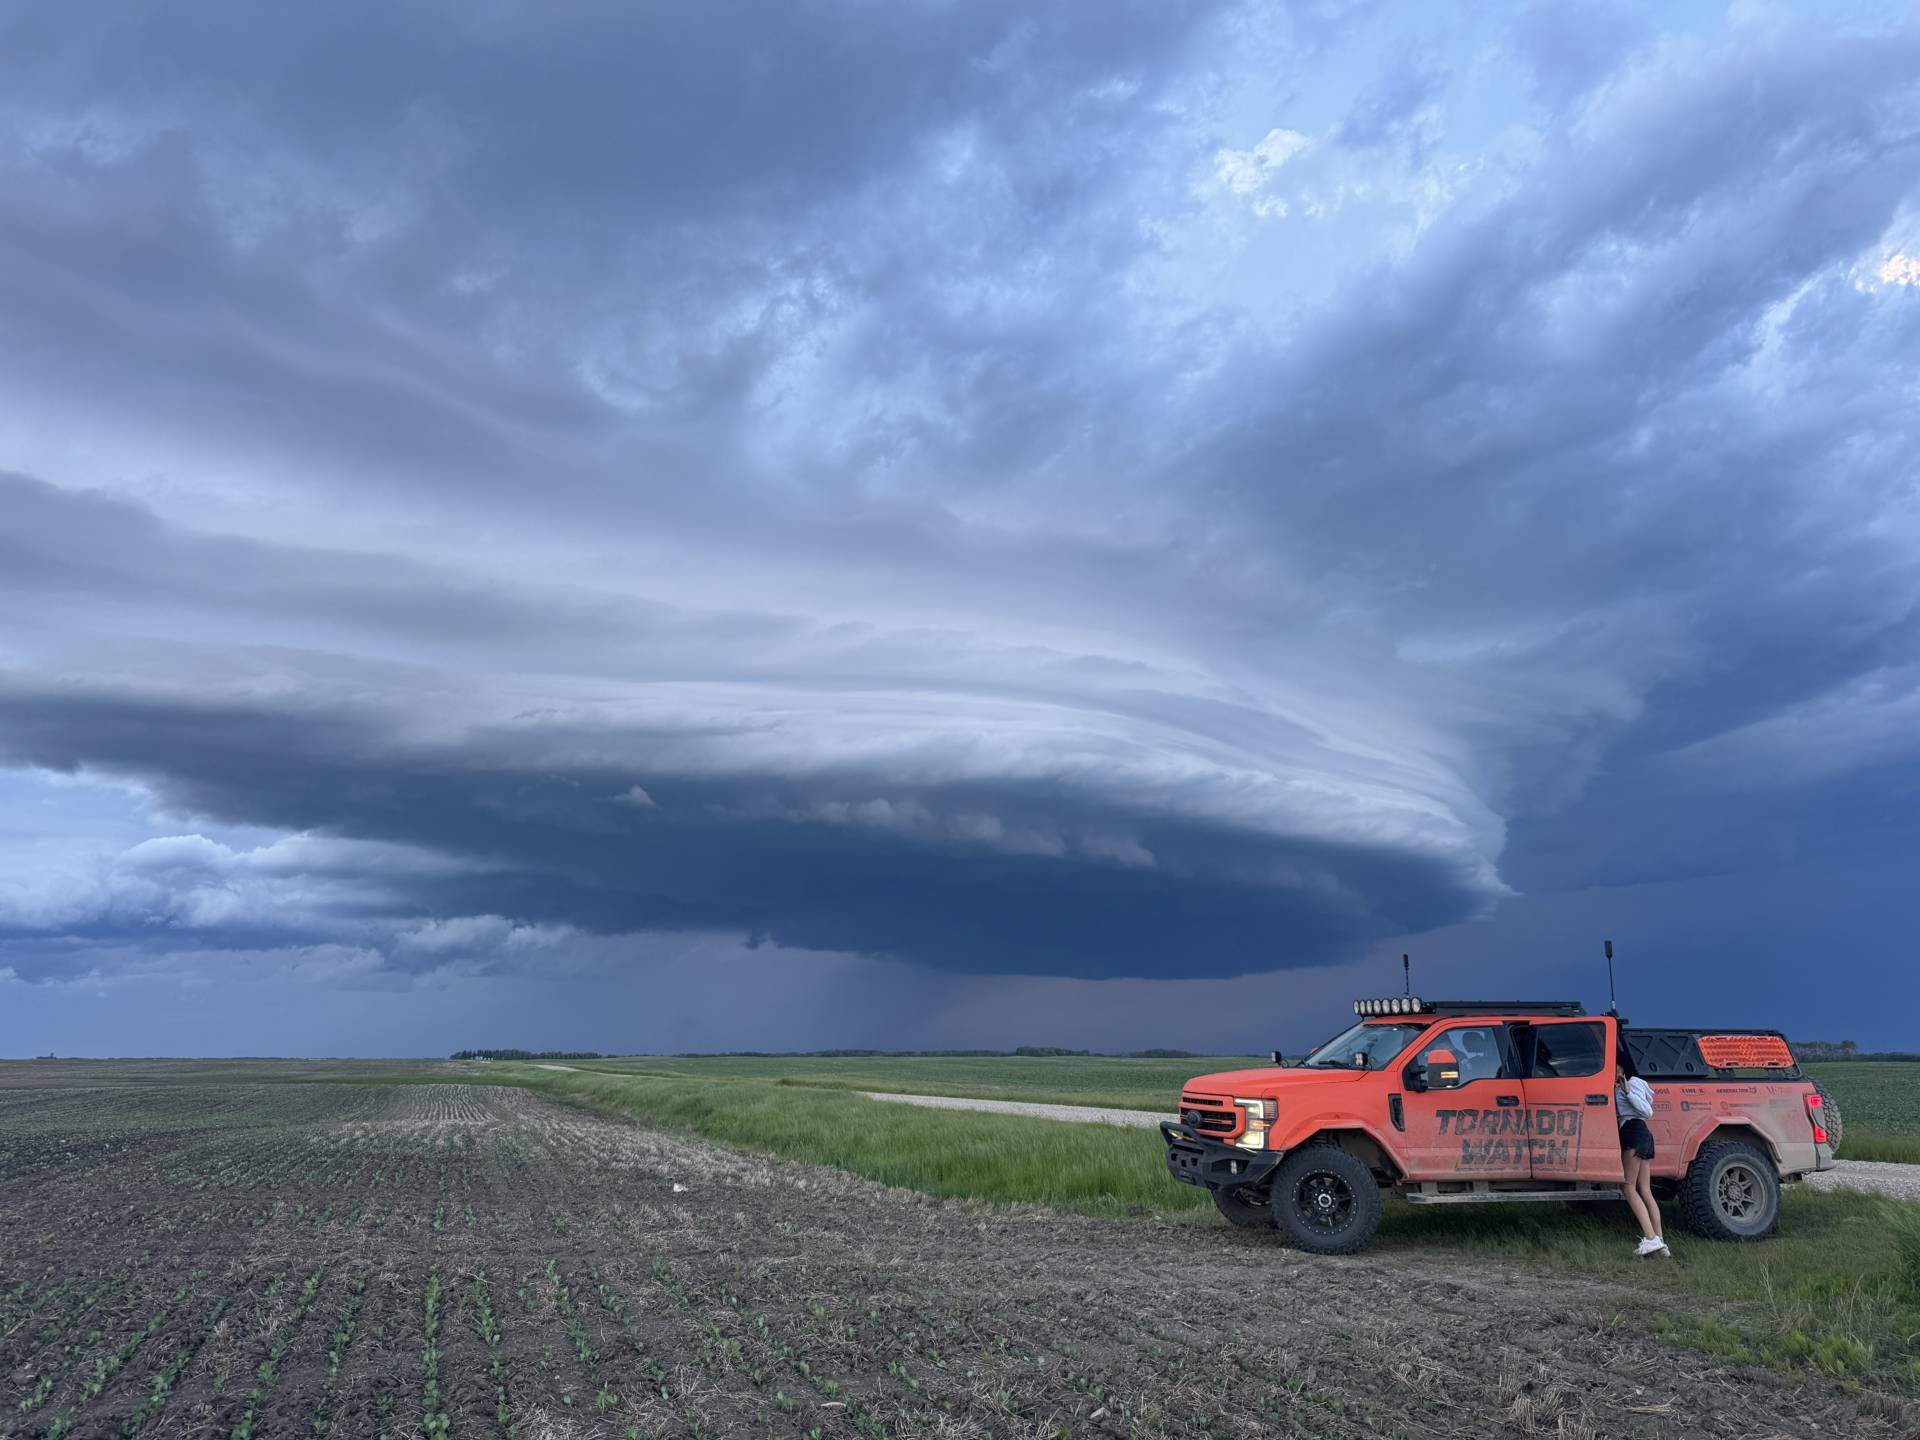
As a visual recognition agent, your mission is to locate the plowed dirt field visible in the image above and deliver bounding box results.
[1,1081,1910,1439]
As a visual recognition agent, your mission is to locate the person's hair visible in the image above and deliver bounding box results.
[1615,1046,1640,1080]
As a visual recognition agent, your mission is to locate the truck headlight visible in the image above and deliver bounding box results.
[1234,1097,1275,1149]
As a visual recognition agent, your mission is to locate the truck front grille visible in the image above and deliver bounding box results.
[1178,1093,1239,1137]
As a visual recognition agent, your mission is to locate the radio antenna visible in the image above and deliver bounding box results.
[1402,953,1411,997]
[1604,939,1617,1018]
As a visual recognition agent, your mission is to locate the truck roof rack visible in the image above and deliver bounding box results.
[1426,1000,1587,1017]
[1355,998,1588,1018]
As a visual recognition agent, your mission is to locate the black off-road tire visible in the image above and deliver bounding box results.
[1269,1145,1383,1255]
[1811,1077,1843,1153]
[1679,1138,1780,1241]
[1212,1184,1274,1229]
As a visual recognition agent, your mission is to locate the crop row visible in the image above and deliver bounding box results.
[4,1244,1283,1439]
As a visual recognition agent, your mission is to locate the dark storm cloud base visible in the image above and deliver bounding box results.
[0,683,1484,978]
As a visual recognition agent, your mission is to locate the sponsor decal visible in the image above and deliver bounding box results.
[1436,1107,1585,1170]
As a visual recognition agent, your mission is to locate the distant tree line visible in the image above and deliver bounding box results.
[1794,1039,1920,1062]
[691,1049,1010,1058]
[668,1046,1210,1059]
[449,1049,605,1061]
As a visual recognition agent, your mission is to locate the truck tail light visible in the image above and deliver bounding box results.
[1804,1091,1828,1146]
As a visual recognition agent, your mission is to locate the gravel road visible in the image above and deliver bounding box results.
[862,1091,1920,1200]
[1805,1158,1920,1201]
[861,1091,1166,1127]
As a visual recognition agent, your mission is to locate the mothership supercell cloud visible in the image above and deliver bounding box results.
[2,1,1919,1049]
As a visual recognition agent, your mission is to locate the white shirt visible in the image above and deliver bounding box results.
[1615,1075,1654,1121]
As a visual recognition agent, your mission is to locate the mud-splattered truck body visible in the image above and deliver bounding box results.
[1162,999,1835,1253]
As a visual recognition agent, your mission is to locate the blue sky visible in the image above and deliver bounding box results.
[2,1,1918,1057]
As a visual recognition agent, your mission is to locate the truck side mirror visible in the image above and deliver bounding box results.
[1271,1050,1286,1066]
[1424,1048,1462,1091]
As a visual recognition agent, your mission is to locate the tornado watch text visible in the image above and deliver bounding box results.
[1434,1107,1586,1169]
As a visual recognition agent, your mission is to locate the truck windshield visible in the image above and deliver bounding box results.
[1301,1022,1425,1070]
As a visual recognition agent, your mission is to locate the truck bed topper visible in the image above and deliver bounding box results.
[1624,1028,1801,1080]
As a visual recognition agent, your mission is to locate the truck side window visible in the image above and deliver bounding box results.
[1528,1022,1607,1078]
[1418,1025,1508,1084]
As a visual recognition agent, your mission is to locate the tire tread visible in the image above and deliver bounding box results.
[1212,1184,1272,1229]
[1679,1137,1779,1242]
[1269,1144,1383,1255]
[1810,1077,1843,1154]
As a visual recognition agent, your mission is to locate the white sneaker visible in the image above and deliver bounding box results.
[1635,1236,1665,1256]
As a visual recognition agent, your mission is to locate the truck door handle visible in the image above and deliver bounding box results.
[1585,1094,1609,1106]
[1496,1095,1520,1107]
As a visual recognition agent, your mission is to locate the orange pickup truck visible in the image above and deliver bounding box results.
[1162,999,1836,1254]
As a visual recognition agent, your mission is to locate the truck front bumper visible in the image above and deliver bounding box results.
[1161,1121,1284,1192]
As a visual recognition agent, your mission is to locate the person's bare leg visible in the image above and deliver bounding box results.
[1638,1164,1663,1240]
[1621,1151,1656,1240]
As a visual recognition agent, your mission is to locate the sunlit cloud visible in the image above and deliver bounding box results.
[1213,127,1313,217]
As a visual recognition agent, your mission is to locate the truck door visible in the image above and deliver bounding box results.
[1397,1024,1530,1180]
[1517,1018,1621,1183]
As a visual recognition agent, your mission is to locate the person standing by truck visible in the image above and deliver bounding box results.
[1616,1054,1667,1256]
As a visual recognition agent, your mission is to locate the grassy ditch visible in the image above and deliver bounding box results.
[1372,1187,1920,1389]
[501,1065,1209,1217]
[565,1052,1258,1113]
[562,1055,1920,1164]
[509,1064,1920,1392]
[1831,1132,1920,1165]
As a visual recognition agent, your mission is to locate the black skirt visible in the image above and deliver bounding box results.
[1619,1117,1655,1160]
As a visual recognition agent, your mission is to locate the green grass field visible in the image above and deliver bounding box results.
[1805,1061,1920,1163]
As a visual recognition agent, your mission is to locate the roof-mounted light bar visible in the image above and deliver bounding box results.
[1355,997,1426,1017]
[1352,998,1589,1019]
[1425,1000,1586,1017]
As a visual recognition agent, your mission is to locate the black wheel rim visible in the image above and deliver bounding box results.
[1716,1161,1762,1222]
[1294,1170,1354,1230]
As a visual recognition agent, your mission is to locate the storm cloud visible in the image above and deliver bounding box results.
[3,1,1919,1052]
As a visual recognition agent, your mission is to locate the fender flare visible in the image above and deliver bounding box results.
[1678,1121,1779,1171]
[1271,1117,1407,1180]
